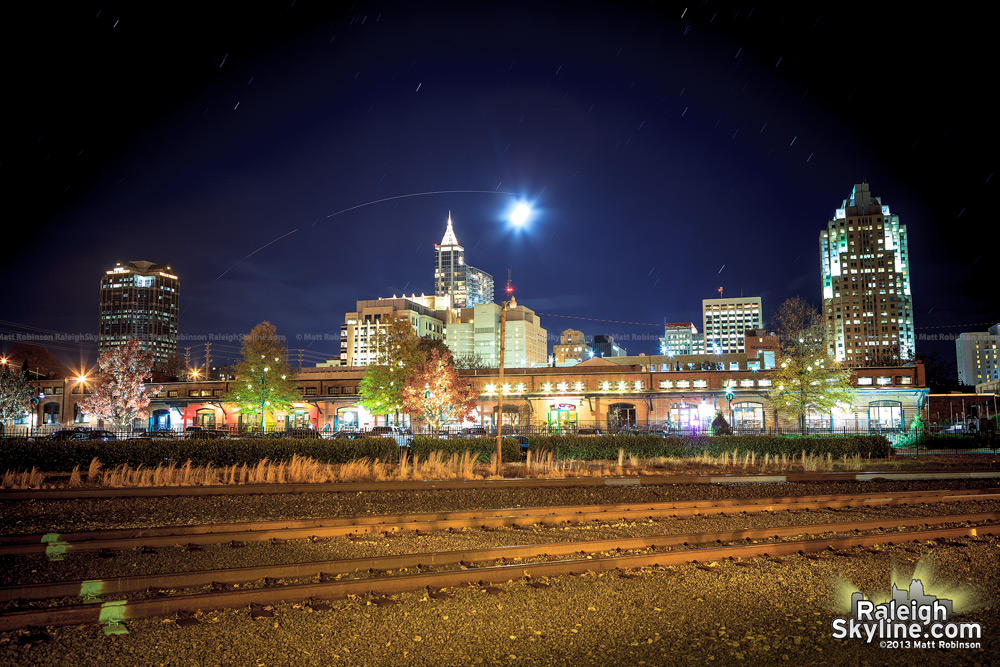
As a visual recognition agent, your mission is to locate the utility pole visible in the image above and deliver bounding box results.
[298,349,304,372]
[495,271,516,476]
[204,342,212,380]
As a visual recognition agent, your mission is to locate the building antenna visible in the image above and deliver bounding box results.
[717,286,724,298]
[506,267,514,297]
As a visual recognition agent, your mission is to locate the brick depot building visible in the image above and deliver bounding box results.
[118,356,928,434]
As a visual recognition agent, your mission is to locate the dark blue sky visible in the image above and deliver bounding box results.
[2,1,995,372]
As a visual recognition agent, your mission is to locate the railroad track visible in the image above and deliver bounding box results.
[0,515,995,632]
[2,487,995,556]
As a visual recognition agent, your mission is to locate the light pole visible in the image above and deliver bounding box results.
[725,387,734,432]
[62,374,88,428]
[495,290,516,475]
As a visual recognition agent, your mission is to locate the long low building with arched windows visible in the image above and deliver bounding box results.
[137,357,927,434]
[19,357,928,435]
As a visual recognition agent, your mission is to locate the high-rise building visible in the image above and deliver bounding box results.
[659,322,705,356]
[819,183,915,365]
[445,303,547,368]
[553,329,592,365]
[592,335,627,358]
[702,297,762,354]
[956,324,1000,385]
[434,213,494,308]
[99,260,179,365]
[339,296,453,367]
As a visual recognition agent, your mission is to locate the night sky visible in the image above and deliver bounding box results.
[2,1,995,374]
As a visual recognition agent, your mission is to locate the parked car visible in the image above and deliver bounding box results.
[370,426,413,447]
[46,429,117,441]
[184,426,228,439]
[461,426,488,438]
[576,427,603,436]
[45,429,92,441]
[276,428,320,439]
[437,424,464,438]
[128,429,175,441]
[332,430,366,440]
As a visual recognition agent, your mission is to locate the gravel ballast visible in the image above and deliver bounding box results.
[2,481,998,666]
[0,540,996,666]
[2,479,997,535]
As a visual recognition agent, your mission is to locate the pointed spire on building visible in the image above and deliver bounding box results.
[440,211,460,246]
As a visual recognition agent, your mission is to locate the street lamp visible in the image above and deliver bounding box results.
[495,289,516,475]
[725,387,735,431]
[63,374,88,427]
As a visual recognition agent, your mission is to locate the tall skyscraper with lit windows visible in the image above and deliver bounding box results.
[99,260,179,365]
[702,297,762,354]
[819,184,915,366]
[434,213,494,308]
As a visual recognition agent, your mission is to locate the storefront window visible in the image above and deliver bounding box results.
[548,403,578,433]
[731,402,764,431]
[869,401,902,430]
[42,402,60,425]
[196,408,216,427]
[607,403,636,430]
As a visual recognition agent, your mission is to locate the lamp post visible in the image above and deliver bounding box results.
[62,374,88,428]
[495,291,516,475]
[725,387,734,431]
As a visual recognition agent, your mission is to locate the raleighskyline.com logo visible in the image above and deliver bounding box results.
[832,579,982,649]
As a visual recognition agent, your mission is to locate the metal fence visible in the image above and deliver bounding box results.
[2,421,997,454]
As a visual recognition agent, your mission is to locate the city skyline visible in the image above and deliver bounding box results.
[1,2,995,375]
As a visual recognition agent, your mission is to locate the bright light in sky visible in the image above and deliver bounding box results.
[510,202,532,227]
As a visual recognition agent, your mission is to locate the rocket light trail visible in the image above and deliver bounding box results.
[217,190,527,282]
[324,189,523,219]
[215,229,300,280]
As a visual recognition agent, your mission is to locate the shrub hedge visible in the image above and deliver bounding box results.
[527,434,891,460]
[409,436,522,463]
[906,434,997,450]
[0,435,525,472]
[0,437,401,472]
[0,433,891,473]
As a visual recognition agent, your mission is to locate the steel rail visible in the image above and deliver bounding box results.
[2,470,998,501]
[2,488,995,556]
[2,512,995,604]
[1,486,986,545]
[0,523,995,632]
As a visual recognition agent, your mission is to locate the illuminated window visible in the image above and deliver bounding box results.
[659,380,673,389]
[676,380,691,388]
[693,380,708,388]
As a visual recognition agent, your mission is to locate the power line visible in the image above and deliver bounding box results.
[535,313,661,327]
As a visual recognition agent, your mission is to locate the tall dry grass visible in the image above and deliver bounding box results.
[1,468,45,489]
[0,445,890,490]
